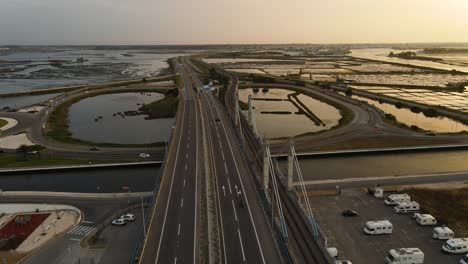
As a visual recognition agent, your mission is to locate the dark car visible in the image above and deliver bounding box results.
[215,118,221,124]
[89,146,100,151]
[342,209,359,217]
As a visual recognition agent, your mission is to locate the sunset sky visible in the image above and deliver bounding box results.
[1,0,468,45]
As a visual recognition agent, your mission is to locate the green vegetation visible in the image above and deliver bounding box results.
[209,67,229,85]
[0,119,8,128]
[0,154,114,168]
[388,51,443,62]
[139,89,178,119]
[46,89,171,147]
[406,187,468,237]
[423,48,468,54]
[250,75,276,83]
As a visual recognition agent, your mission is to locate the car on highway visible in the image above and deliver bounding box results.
[120,214,136,222]
[139,153,150,158]
[342,209,359,217]
[111,219,126,226]
[215,118,221,124]
[89,146,100,151]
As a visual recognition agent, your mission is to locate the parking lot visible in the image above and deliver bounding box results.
[309,189,461,263]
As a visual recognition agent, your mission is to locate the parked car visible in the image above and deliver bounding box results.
[111,219,126,226]
[139,153,150,158]
[89,146,100,151]
[120,214,136,222]
[342,209,359,217]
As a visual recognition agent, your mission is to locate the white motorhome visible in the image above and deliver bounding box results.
[384,194,411,206]
[363,220,393,235]
[433,227,455,240]
[393,201,420,214]
[384,248,424,264]
[459,254,468,264]
[442,238,468,254]
[415,214,437,226]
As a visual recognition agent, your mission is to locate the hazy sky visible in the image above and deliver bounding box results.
[1,0,468,45]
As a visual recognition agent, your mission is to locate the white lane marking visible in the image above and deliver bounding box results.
[186,153,188,159]
[181,197,184,208]
[227,178,232,194]
[224,162,228,175]
[183,179,186,187]
[69,238,81,241]
[222,185,226,197]
[238,229,246,262]
[221,151,225,161]
[178,224,181,236]
[185,163,188,171]
[187,143,189,149]
[193,97,200,264]
[154,85,187,263]
[174,257,177,264]
[42,124,45,129]
[208,94,266,263]
[231,200,238,222]
[82,220,93,224]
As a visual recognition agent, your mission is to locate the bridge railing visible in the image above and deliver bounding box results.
[129,65,184,263]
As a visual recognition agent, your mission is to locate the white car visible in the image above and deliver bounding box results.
[139,153,150,158]
[111,219,126,226]
[335,261,352,264]
[120,214,136,222]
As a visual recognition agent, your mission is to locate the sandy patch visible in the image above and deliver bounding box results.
[18,106,44,113]
[0,133,34,149]
[16,211,79,253]
[0,117,18,131]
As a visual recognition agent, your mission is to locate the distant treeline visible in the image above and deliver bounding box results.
[423,48,468,54]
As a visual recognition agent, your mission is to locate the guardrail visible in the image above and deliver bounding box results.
[129,61,182,264]
[209,63,293,263]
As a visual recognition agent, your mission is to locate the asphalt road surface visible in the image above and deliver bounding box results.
[195,69,282,263]
[0,196,145,264]
[139,60,201,264]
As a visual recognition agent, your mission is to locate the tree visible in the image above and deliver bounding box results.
[16,145,29,160]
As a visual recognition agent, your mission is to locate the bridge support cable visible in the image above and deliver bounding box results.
[265,144,288,238]
[290,140,320,237]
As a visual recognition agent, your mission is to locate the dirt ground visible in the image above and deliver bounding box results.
[406,186,468,237]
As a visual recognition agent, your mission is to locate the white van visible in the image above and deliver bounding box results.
[393,201,420,214]
[459,254,468,264]
[442,238,468,254]
[385,194,411,206]
[415,214,437,226]
[433,227,455,240]
[364,220,393,235]
[384,248,424,264]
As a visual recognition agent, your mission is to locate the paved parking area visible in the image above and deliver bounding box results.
[309,189,461,263]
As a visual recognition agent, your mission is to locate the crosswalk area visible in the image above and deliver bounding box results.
[67,225,95,237]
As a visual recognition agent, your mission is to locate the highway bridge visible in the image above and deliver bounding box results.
[138,58,283,263]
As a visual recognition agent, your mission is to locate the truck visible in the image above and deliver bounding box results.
[442,238,468,254]
[433,227,455,240]
[393,201,420,214]
[384,194,411,206]
[384,248,424,264]
[363,220,393,235]
[415,214,437,226]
